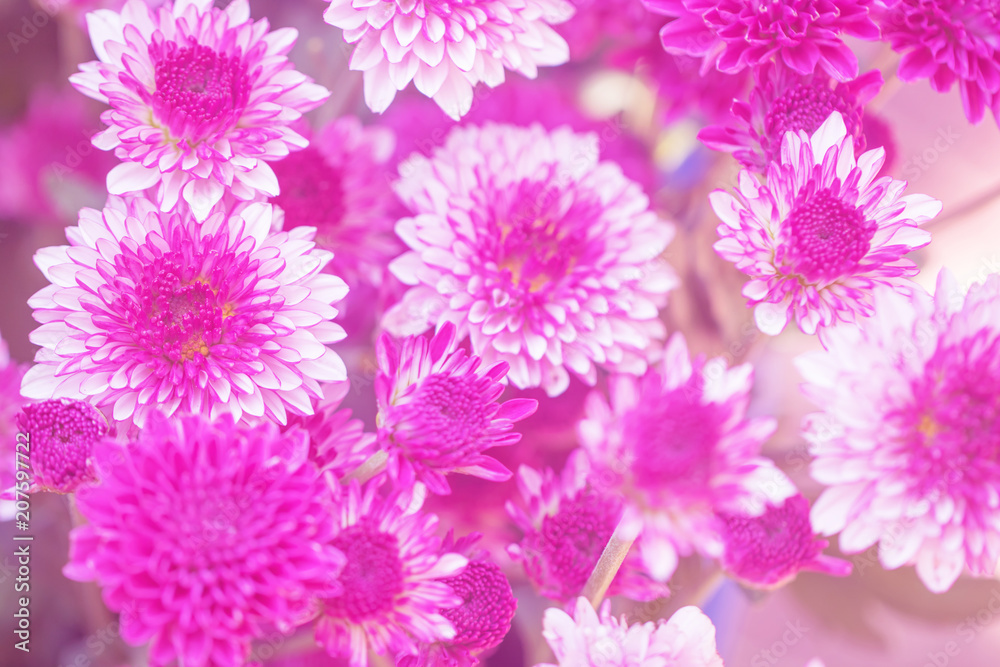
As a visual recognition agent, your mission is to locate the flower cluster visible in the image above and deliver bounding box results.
[7,0,999,663]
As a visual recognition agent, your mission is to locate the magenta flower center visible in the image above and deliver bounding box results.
[136,259,234,364]
[478,180,598,300]
[625,388,721,491]
[534,491,619,597]
[897,337,1000,497]
[766,83,855,153]
[441,560,516,651]
[325,522,405,622]
[151,42,250,140]
[17,400,106,492]
[781,187,872,282]
[271,147,347,238]
[719,495,819,582]
[392,373,494,465]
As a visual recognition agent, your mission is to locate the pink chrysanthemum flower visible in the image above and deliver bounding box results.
[375,322,537,495]
[323,0,572,120]
[22,196,347,429]
[285,381,378,479]
[63,413,345,667]
[70,0,330,220]
[579,332,795,582]
[799,271,1000,593]
[717,493,852,590]
[385,123,677,397]
[506,450,670,602]
[646,0,880,81]
[315,478,468,666]
[270,116,404,289]
[538,597,723,667]
[15,400,109,493]
[401,532,517,666]
[699,63,883,172]
[709,111,941,336]
[877,0,1000,124]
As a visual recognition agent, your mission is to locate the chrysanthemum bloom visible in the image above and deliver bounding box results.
[709,112,940,336]
[70,0,330,220]
[270,116,403,289]
[800,271,1000,593]
[323,0,572,119]
[386,123,677,397]
[63,413,345,667]
[646,0,880,81]
[537,597,723,666]
[699,63,883,172]
[285,380,377,479]
[579,332,795,582]
[506,450,670,602]
[717,493,852,590]
[400,532,517,666]
[15,400,109,493]
[22,196,347,428]
[315,477,468,666]
[877,0,1000,124]
[376,322,537,495]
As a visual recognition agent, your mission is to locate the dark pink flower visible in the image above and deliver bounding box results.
[877,0,1000,124]
[699,63,883,172]
[646,0,880,81]
[717,493,853,590]
[375,322,537,495]
[506,450,670,602]
[402,532,517,666]
[315,478,468,666]
[63,412,345,667]
[15,400,109,493]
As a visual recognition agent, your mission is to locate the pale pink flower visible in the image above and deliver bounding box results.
[537,597,723,666]
[646,0,880,81]
[699,63,883,173]
[800,271,1000,593]
[385,122,677,397]
[22,196,347,429]
[710,111,940,336]
[877,0,1000,124]
[717,493,853,590]
[70,0,330,220]
[324,0,573,119]
[579,332,795,582]
[63,412,345,667]
[315,477,468,666]
[506,450,670,602]
[375,322,537,495]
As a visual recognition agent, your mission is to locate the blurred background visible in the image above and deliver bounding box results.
[1,0,1000,665]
